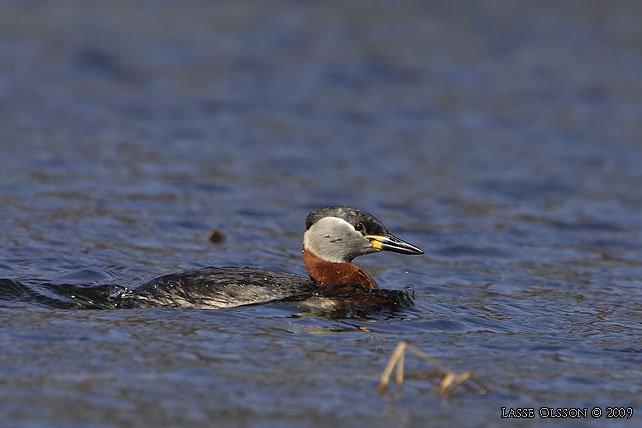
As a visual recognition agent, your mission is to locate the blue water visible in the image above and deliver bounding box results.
[1,1,641,426]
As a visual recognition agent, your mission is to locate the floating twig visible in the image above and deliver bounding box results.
[378,341,487,399]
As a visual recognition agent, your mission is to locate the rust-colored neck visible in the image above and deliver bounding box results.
[302,247,378,289]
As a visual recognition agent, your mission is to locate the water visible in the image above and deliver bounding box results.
[1,0,641,426]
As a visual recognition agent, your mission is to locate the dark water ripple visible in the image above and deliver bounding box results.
[1,0,642,427]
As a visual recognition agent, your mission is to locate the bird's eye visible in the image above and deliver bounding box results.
[355,222,366,234]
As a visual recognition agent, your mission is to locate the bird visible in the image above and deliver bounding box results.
[118,206,424,312]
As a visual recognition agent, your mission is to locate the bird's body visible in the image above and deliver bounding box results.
[124,267,318,309]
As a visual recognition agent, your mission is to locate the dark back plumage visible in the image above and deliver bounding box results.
[128,267,319,309]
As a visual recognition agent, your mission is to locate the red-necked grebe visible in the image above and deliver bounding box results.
[124,206,424,312]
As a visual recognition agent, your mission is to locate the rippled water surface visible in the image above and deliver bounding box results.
[1,1,641,427]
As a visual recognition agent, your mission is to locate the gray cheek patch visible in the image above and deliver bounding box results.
[303,217,372,263]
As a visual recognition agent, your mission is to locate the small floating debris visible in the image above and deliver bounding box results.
[378,341,487,399]
[206,229,225,243]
